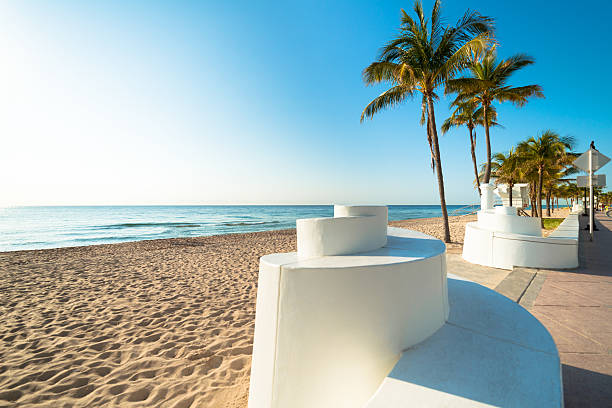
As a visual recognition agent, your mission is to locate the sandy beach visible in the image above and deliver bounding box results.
[0,211,569,407]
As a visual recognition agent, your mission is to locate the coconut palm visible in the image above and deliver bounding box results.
[446,47,544,184]
[517,131,575,225]
[441,100,499,195]
[490,149,521,206]
[543,163,579,215]
[361,0,493,243]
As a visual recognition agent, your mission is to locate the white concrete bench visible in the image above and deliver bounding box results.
[463,213,579,270]
[249,224,448,408]
[249,205,562,407]
[365,275,562,408]
[548,214,580,239]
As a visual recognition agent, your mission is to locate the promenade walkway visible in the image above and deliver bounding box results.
[446,211,611,406]
[528,212,612,407]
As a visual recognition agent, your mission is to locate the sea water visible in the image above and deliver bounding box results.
[0,205,475,252]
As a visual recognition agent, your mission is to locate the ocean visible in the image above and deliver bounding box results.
[0,205,476,252]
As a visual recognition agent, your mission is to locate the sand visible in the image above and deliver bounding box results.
[0,230,295,408]
[0,210,569,407]
[390,214,477,252]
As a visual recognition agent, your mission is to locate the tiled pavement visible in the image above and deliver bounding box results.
[529,212,612,407]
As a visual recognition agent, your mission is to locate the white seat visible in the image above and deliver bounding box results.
[365,276,562,408]
[463,213,579,269]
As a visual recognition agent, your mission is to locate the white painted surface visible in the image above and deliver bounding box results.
[251,205,563,407]
[296,205,387,258]
[248,223,448,408]
[365,276,562,408]
[463,214,579,270]
[477,209,541,236]
[494,205,517,216]
[572,203,584,213]
[494,183,530,208]
[480,183,494,210]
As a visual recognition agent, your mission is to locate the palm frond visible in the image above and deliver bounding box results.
[360,85,414,122]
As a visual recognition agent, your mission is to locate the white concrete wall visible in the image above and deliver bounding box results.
[477,209,541,237]
[463,214,579,270]
[365,275,563,408]
[249,223,448,408]
[296,205,387,258]
[493,232,578,269]
[480,184,495,210]
[494,206,517,216]
[251,203,564,406]
[462,222,494,267]
[271,255,446,408]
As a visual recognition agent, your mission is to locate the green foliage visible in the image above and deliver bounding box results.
[360,0,494,243]
[446,47,544,107]
[491,149,521,186]
[445,46,544,183]
[542,218,564,230]
[361,0,494,123]
[516,130,575,167]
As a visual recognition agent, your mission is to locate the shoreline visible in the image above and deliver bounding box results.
[0,213,474,255]
[2,207,572,255]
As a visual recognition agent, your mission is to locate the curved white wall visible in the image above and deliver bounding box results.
[477,209,542,237]
[463,214,579,270]
[296,205,387,258]
[494,206,517,216]
[480,183,495,210]
[249,207,448,408]
[251,204,563,407]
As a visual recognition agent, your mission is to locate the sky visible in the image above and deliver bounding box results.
[1,0,610,206]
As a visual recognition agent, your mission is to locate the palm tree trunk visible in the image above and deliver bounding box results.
[530,183,537,217]
[426,96,451,243]
[482,103,492,184]
[537,167,544,227]
[509,182,513,207]
[546,191,552,217]
[469,127,480,196]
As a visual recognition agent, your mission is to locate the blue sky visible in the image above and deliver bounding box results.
[1,0,610,206]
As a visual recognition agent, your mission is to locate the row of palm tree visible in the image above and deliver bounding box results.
[360,0,543,243]
[488,130,576,225]
[599,191,612,207]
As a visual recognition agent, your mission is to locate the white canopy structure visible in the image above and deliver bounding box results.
[494,183,529,208]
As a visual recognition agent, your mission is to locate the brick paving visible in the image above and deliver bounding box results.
[529,212,612,407]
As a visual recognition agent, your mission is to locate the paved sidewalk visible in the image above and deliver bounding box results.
[528,212,612,407]
[446,253,511,289]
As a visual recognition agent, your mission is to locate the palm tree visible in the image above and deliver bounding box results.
[360,0,493,243]
[517,131,574,225]
[543,163,578,215]
[446,47,544,184]
[490,149,521,206]
[441,100,499,195]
